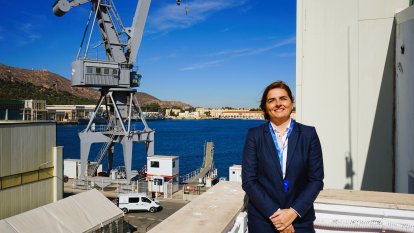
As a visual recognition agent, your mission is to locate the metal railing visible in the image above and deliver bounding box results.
[180,167,202,183]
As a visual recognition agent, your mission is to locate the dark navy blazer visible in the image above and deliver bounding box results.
[242,121,324,232]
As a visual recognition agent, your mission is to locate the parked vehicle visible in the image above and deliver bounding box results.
[117,193,161,214]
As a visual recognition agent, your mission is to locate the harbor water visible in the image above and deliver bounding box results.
[57,119,265,180]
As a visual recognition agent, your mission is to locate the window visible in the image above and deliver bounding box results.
[151,161,159,168]
[96,68,101,74]
[113,69,118,75]
[129,197,140,203]
[142,197,152,203]
[87,67,93,74]
[173,161,176,168]
[39,167,54,180]
[22,171,39,184]
[104,68,109,74]
[2,174,21,189]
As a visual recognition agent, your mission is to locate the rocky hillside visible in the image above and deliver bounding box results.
[0,63,192,108]
[135,92,192,109]
[0,63,100,99]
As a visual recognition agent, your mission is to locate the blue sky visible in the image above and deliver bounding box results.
[0,0,296,109]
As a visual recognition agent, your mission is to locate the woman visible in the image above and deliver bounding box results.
[242,81,324,233]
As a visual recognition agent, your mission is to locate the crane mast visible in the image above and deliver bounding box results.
[53,0,153,182]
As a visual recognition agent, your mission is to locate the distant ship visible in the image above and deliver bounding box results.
[182,117,196,120]
[132,114,165,122]
[213,116,226,120]
[78,113,108,125]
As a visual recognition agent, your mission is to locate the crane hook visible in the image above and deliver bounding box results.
[176,0,181,5]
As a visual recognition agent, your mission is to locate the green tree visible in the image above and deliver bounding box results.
[204,111,211,117]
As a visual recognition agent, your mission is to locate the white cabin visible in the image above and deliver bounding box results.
[147,155,179,193]
[229,165,242,182]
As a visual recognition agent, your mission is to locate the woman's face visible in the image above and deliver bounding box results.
[266,88,293,122]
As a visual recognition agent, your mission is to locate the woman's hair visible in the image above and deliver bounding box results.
[260,81,294,120]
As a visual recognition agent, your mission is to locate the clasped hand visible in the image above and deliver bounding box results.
[270,208,298,232]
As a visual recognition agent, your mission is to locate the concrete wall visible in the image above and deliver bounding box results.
[395,7,414,194]
[296,0,408,191]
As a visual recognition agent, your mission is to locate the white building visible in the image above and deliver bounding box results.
[222,111,264,119]
[147,156,179,194]
[229,165,242,182]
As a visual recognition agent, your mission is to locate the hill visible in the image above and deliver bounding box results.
[134,92,192,109]
[0,63,192,108]
[0,63,100,100]
[0,79,97,105]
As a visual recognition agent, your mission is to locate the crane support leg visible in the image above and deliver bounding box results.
[80,142,92,178]
[107,143,114,174]
[145,133,154,157]
[122,139,134,180]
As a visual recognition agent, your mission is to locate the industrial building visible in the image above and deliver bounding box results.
[0,100,24,120]
[46,105,106,122]
[0,121,63,219]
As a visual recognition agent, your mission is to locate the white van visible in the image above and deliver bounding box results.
[117,193,161,214]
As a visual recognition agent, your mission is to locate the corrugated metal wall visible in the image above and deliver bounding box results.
[0,178,53,219]
[0,123,56,177]
[0,122,56,219]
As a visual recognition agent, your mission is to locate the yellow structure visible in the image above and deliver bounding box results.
[23,100,47,120]
[47,105,106,121]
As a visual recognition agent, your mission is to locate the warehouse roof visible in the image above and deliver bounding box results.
[0,189,123,233]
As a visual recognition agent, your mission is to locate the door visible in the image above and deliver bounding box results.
[141,197,152,210]
[128,197,141,210]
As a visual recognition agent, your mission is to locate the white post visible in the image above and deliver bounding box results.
[5,109,8,120]
[53,146,64,202]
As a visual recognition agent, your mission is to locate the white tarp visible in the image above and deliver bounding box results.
[72,188,124,226]
[4,207,71,233]
[0,220,17,233]
[0,189,123,233]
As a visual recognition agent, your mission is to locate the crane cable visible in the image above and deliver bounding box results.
[185,0,189,15]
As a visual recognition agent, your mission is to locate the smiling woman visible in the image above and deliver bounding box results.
[242,81,324,233]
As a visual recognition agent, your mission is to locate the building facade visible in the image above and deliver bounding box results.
[46,105,106,121]
[0,100,24,120]
[222,111,264,119]
[23,100,47,121]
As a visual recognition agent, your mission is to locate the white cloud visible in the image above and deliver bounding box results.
[274,52,296,57]
[21,11,47,20]
[181,37,296,70]
[17,23,41,45]
[233,37,296,57]
[151,31,169,40]
[180,59,224,70]
[147,0,247,34]
[221,28,229,33]
[201,48,251,57]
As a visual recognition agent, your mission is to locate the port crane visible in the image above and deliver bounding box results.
[53,0,154,184]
